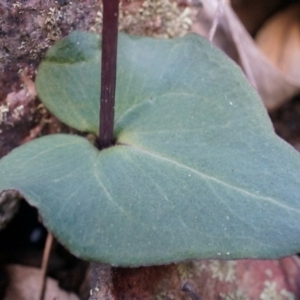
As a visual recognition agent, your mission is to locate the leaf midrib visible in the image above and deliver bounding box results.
[127,144,300,214]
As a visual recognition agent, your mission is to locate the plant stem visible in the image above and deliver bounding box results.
[91,0,119,294]
[98,0,119,149]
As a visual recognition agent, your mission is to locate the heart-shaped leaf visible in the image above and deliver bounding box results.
[1,31,300,266]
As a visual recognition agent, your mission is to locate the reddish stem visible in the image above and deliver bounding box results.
[98,0,119,150]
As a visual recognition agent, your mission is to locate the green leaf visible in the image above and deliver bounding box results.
[1,31,300,266]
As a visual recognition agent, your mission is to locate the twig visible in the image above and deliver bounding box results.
[39,231,53,300]
[209,0,225,42]
[181,281,202,300]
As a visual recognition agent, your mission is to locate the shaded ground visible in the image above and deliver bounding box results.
[270,95,300,151]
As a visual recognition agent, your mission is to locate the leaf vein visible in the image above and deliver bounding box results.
[130,145,300,214]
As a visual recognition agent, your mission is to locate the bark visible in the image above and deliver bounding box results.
[89,264,115,300]
[0,0,101,100]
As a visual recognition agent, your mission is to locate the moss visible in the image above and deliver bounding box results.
[219,290,249,300]
[260,281,295,300]
[209,260,236,283]
[1,0,193,100]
